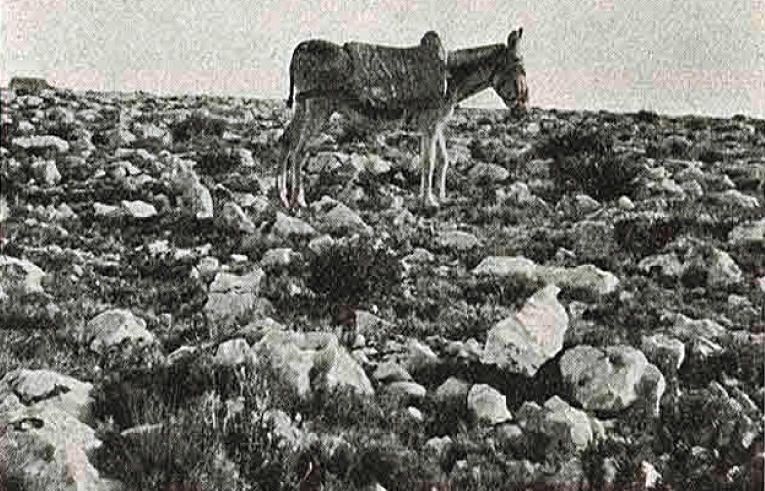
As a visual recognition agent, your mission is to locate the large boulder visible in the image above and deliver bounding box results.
[0,369,120,490]
[515,396,599,460]
[559,345,665,415]
[254,328,373,398]
[203,268,266,323]
[482,284,568,377]
[0,255,46,295]
[467,384,512,424]
[85,309,156,355]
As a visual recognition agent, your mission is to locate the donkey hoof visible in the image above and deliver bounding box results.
[295,191,308,209]
[279,190,291,209]
[421,195,440,211]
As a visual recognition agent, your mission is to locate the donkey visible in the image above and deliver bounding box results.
[278,28,528,209]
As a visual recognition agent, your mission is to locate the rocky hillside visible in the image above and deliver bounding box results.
[0,86,763,490]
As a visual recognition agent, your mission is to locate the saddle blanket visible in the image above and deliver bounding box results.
[343,41,447,111]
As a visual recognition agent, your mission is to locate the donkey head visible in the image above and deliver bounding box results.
[492,28,528,115]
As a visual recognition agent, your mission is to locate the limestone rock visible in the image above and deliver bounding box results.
[85,309,156,354]
[641,334,686,371]
[468,384,512,424]
[273,211,316,239]
[435,230,481,251]
[0,255,46,295]
[31,159,62,186]
[560,345,665,413]
[482,284,568,377]
[12,135,70,154]
[254,328,373,398]
[516,396,595,459]
[120,200,157,219]
[213,338,253,366]
[220,201,255,233]
[204,268,266,323]
[320,203,372,236]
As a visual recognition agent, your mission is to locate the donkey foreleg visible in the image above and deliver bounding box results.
[435,128,450,201]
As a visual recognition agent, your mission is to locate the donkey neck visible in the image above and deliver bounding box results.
[446,44,505,103]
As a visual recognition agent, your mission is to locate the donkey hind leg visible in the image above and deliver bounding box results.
[290,99,333,208]
[419,135,427,199]
[279,102,308,208]
[435,127,450,201]
[421,129,439,209]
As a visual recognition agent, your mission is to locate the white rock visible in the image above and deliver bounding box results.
[706,248,742,287]
[12,135,69,153]
[220,201,255,233]
[120,200,157,219]
[203,268,266,323]
[31,159,61,186]
[468,384,512,424]
[560,345,664,413]
[85,309,156,354]
[320,203,372,236]
[641,334,686,371]
[0,256,46,295]
[482,284,568,376]
[273,212,316,238]
[213,338,253,366]
[728,218,765,246]
[435,230,481,251]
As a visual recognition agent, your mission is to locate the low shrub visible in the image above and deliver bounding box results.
[170,114,226,143]
[308,237,402,309]
[535,127,640,201]
[196,142,240,176]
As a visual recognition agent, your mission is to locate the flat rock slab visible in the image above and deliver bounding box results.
[472,256,620,298]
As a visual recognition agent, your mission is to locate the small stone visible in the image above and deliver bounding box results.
[273,212,316,238]
[31,159,61,186]
[373,361,412,383]
[213,338,252,366]
[260,248,299,271]
[435,230,481,251]
[706,248,742,287]
[320,203,372,236]
[641,334,686,371]
[220,201,255,233]
[121,200,157,219]
[387,381,427,400]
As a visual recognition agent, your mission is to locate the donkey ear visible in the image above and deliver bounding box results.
[507,29,521,51]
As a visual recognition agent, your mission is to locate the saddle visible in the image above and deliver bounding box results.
[343,31,447,112]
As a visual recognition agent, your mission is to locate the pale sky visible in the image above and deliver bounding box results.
[3,0,764,117]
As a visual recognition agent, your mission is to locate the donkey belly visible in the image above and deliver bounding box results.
[338,102,449,133]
